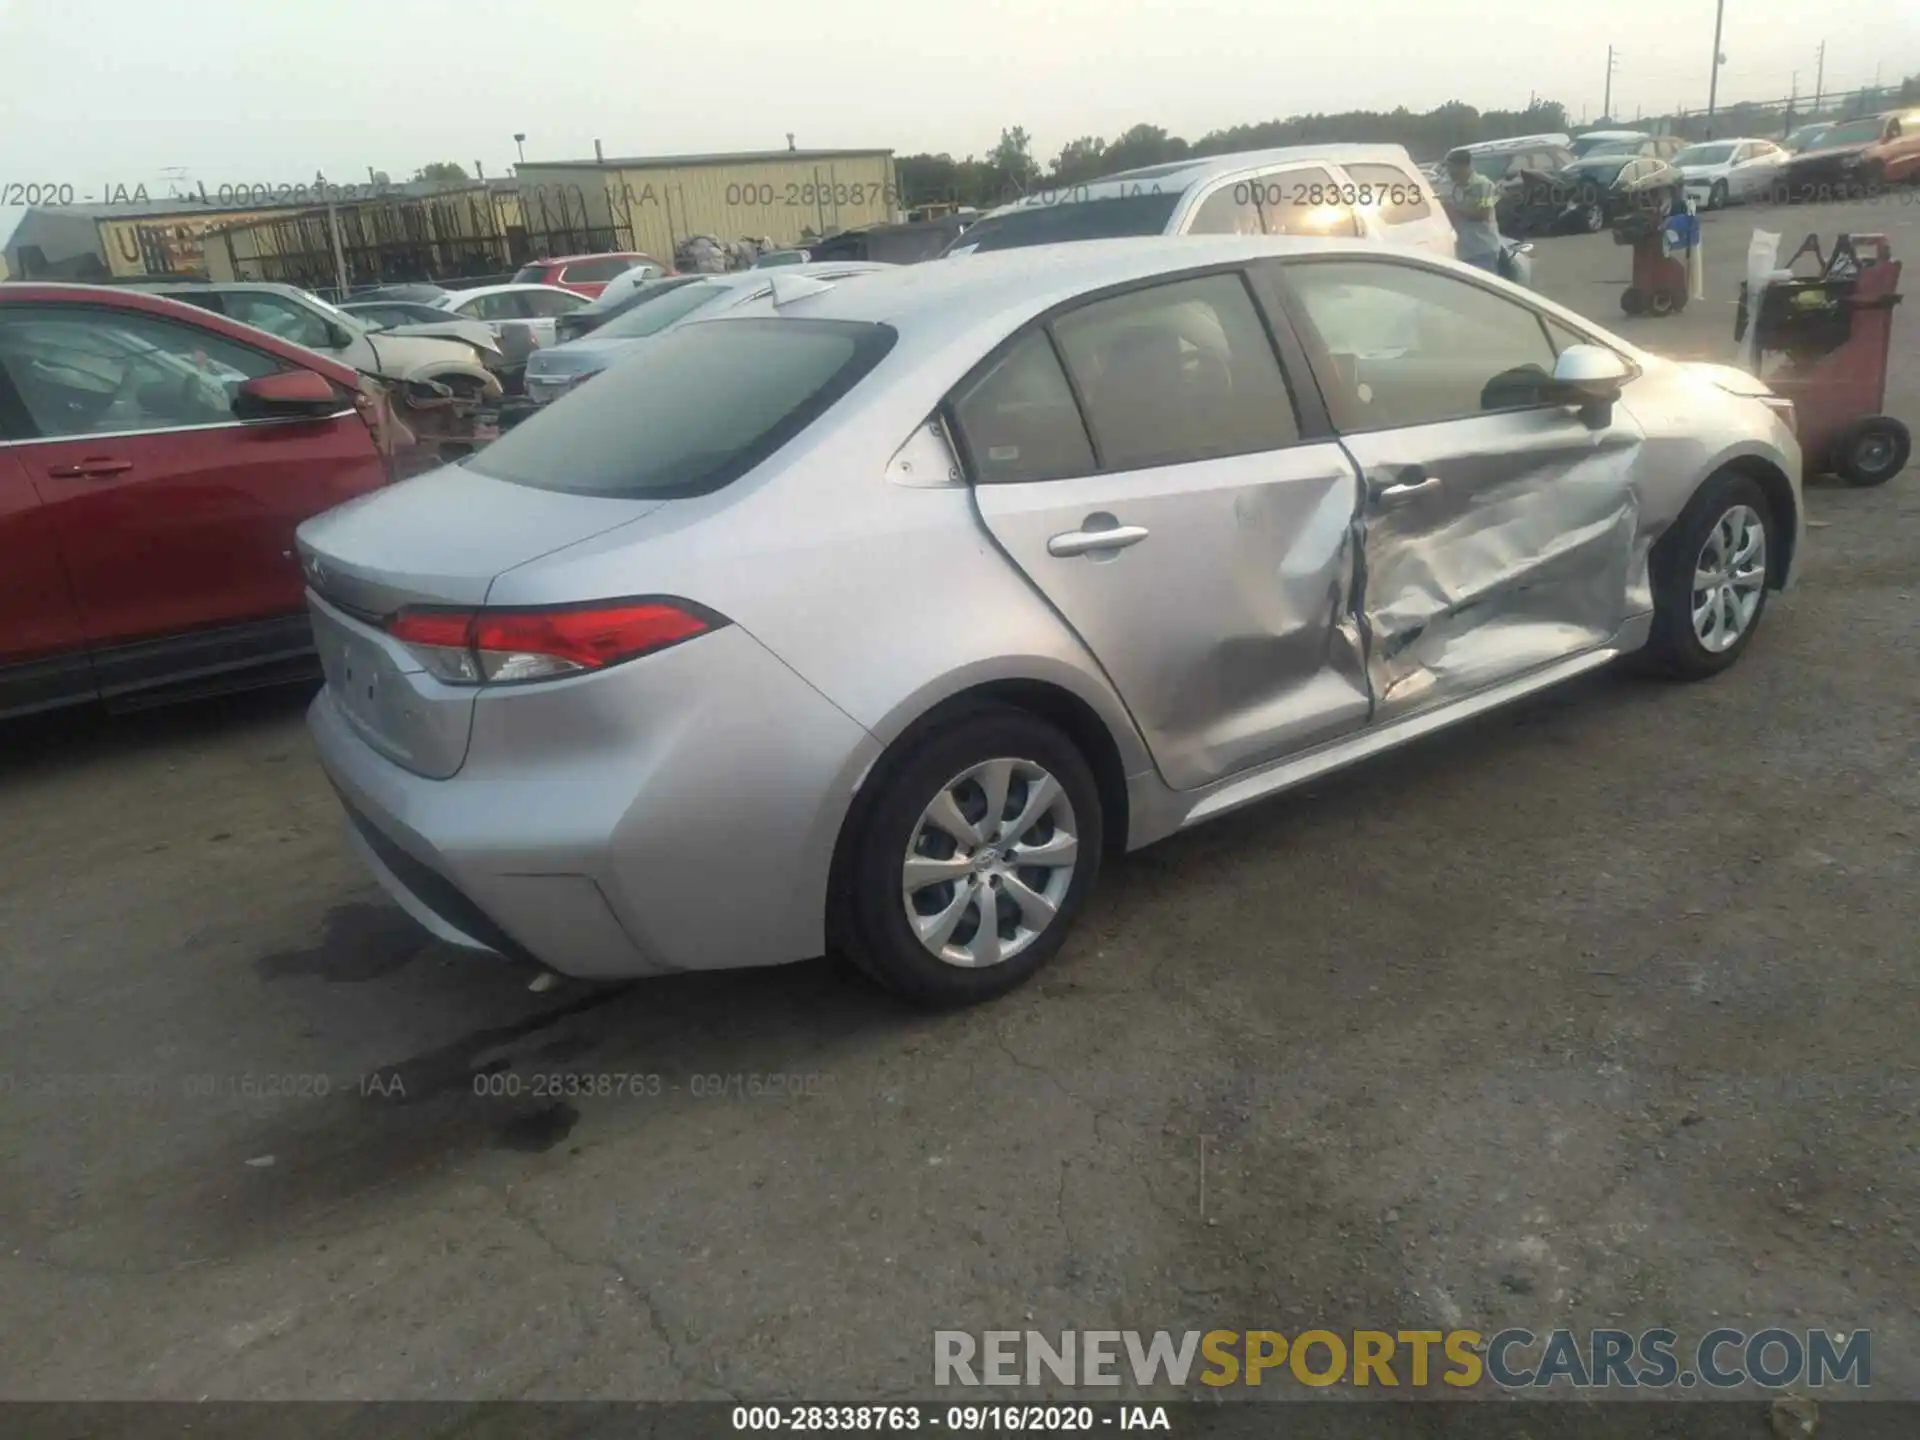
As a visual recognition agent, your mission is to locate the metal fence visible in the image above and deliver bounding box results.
[1668,86,1902,142]
[213,184,637,292]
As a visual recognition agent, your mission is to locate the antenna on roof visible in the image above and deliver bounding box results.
[768,273,835,307]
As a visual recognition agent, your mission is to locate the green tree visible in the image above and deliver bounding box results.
[412,161,471,183]
[1051,136,1109,185]
[989,126,1039,200]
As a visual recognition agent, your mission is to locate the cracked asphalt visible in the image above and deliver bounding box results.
[2,196,1917,1405]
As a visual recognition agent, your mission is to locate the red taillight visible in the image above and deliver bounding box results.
[386,600,718,685]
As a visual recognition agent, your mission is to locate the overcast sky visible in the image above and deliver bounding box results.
[3,0,1917,232]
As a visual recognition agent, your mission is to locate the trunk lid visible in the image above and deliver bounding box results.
[296,464,665,778]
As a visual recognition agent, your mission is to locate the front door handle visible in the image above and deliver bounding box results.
[48,458,133,479]
[1368,466,1441,507]
[1047,523,1150,558]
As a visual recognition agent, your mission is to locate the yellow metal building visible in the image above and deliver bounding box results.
[513,148,898,257]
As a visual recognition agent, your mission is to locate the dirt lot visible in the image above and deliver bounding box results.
[2,196,1917,1405]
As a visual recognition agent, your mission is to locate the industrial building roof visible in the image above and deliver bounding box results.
[516,148,894,171]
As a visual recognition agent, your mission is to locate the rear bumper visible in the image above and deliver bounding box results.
[307,623,882,979]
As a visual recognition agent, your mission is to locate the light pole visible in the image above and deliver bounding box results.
[1604,45,1620,121]
[1705,0,1727,138]
[513,133,527,165]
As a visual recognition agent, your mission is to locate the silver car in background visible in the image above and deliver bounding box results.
[299,236,1802,1007]
[520,263,889,405]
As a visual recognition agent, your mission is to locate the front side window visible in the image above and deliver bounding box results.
[949,330,1095,485]
[942,191,1182,254]
[467,318,894,498]
[0,304,283,439]
[1050,272,1300,470]
[1285,261,1560,430]
[1347,162,1433,224]
[222,292,337,351]
[1257,166,1361,238]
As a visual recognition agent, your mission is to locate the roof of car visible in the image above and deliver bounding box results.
[438,283,585,302]
[525,252,656,266]
[0,283,362,383]
[980,144,1421,219]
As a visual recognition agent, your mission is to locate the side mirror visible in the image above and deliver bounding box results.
[232,370,344,422]
[1553,343,1631,425]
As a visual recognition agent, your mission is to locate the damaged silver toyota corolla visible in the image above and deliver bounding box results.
[297,235,1802,1006]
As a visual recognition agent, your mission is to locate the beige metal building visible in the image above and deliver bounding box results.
[513,148,898,257]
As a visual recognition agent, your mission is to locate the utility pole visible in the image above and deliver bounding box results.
[1604,45,1619,120]
[1814,41,1825,111]
[1705,0,1727,138]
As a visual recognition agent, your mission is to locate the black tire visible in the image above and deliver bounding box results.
[1709,180,1729,210]
[832,705,1104,1007]
[1621,287,1647,315]
[1832,415,1912,487]
[1640,471,1777,680]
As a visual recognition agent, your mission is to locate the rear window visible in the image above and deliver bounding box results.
[564,255,637,282]
[945,191,1182,254]
[466,318,895,499]
[511,264,552,284]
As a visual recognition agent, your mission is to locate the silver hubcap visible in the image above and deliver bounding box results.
[1692,504,1768,653]
[1856,435,1894,472]
[902,757,1079,968]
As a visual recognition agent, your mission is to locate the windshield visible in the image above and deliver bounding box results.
[1570,134,1639,157]
[594,280,732,338]
[1567,159,1631,185]
[942,191,1182,254]
[467,319,895,498]
[1675,144,1736,165]
[1818,119,1884,146]
[1785,126,1831,151]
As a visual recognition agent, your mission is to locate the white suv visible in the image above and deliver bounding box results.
[945,145,1455,260]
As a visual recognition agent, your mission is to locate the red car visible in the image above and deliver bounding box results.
[0,284,392,717]
[509,252,670,299]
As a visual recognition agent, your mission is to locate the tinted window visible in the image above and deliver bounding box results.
[563,256,637,283]
[597,281,732,337]
[1346,162,1433,224]
[1285,261,1558,430]
[468,319,894,498]
[950,331,1095,484]
[459,292,522,321]
[1051,273,1299,470]
[0,304,284,439]
[1258,167,1361,237]
[1187,184,1264,236]
[511,264,552,284]
[944,192,1182,254]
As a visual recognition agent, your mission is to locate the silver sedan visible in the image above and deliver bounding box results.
[298,235,1803,1006]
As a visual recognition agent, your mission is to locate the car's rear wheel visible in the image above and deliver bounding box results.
[1832,415,1911,486]
[834,706,1103,1006]
[1709,180,1729,210]
[1640,471,1775,680]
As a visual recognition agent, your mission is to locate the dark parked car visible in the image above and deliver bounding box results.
[341,283,451,305]
[809,217,969,264]
[551,274,688,346]
[0,284,393,717]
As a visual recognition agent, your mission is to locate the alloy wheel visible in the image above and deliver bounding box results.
[1692,504,1768,653]
[901,757,1079,968]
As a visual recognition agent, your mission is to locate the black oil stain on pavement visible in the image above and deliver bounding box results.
[495,1102,581,1153]
[255,902,429,983]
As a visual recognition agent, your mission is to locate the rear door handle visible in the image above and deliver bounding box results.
[47,458,133,479]
[1047,524,1150,558]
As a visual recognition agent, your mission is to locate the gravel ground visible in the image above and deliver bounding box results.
[1,195,1916,1409]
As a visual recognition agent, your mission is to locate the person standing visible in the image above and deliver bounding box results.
[1436,149,1505,273]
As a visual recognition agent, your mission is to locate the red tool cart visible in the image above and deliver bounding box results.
[1736,233,1910,487]
[1614,208,1696,317]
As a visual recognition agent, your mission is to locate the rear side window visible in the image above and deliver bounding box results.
[1345,163,1432,225]
[1050,272,1300,469]
[950,331,1095,484]
[466,318,894,498]
[1187,184,1264,236]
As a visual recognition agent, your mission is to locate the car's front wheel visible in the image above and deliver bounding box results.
[1709,180,1729,210]
[1640,471,1776,680]
[834,705,1104,1006]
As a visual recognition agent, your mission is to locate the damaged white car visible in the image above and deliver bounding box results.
[134,280,505,475]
